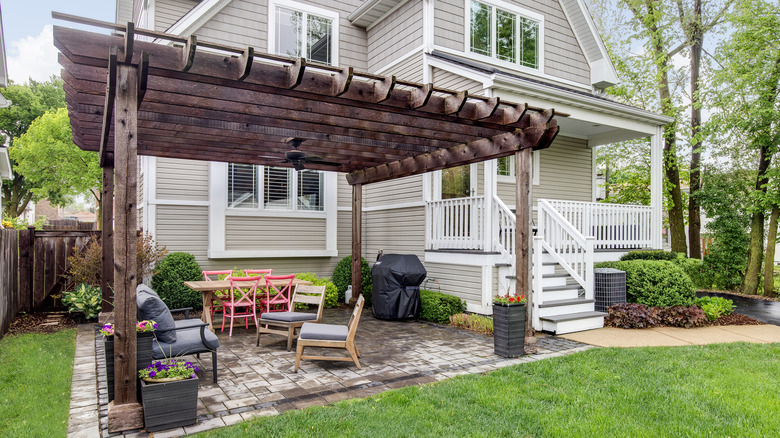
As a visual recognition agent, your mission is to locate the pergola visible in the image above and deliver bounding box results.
[55,15,560,431]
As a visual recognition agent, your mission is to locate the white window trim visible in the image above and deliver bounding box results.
[496,152,540,185]
[463,0,545,75]
[226,164,327,217]
[268,0,340,67]
[209,162,337,258]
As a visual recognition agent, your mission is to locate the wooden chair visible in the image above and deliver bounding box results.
[221,276,262,337]
[202,270,233,320]
[255,284,327,351]
[294,295,365,372]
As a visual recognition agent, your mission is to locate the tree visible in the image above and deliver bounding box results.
[0,78,66,218]
[11,108,102,218]
[709,0,780,294]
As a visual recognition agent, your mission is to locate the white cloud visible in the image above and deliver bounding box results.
[6,25,61,84]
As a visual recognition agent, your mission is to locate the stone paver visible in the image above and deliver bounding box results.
[73,307,590,436]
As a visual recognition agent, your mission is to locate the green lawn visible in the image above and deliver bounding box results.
[199,343,780,437]
[0,329,76,437]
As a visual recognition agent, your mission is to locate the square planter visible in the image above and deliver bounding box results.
[140,375,199,432]
[104,332,155,402]
[493,303,526,357]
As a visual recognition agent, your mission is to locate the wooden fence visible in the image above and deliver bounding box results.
[0,227,100,339]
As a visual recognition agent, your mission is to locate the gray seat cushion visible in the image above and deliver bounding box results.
[260,311,317,323]
[299,322,348,341]
[137,284,176,343]
[175,318,205,329]
[152,326,220,359]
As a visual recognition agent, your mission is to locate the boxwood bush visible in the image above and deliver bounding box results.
[293,272,339,308]
[620,250,678,262]
[594,260,696,307]
[419,289,465,323]
[674,256,711,290]
[332,256,373,304]
[151,252,203,310]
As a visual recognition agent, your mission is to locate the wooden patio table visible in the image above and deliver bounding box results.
[183,278,313,331]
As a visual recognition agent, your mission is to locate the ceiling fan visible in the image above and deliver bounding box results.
[282,137,341,171]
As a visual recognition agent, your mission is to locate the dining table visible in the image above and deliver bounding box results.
[184,278,313,331]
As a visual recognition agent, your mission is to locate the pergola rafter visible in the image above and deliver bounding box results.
[54,15,560,432]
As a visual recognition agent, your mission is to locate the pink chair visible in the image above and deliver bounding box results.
[260,274,295,314]
[202,270,233,319]
[245,269,273,310]
[221,276,262,337]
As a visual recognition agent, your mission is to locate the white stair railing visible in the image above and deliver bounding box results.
[544,199,652,250]
[426,196,485,250]
[492,195,515,257]
[537,200,595,300]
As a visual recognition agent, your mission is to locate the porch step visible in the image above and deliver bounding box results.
[540,311,607,335]
[537,298,596,318]
[538,298,595,308]
[541,284,583,301]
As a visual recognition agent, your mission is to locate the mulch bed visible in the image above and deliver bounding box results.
[8,312,90,335]
[704,313,764,326]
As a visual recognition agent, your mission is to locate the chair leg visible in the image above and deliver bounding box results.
[286,327,294,352]
[294,343,303,372]
[212,351,218,383]
[256,326,261,347]
[347,342,361,370]
[354,342,360,358]
[229,307,234,337]
[221,307,226,333]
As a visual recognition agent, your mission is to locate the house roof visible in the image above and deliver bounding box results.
[54,17,561,185]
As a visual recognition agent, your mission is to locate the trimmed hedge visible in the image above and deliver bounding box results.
[620,250,678,262]
[594,260,696,307]
[332,256,373,304]
[151,252,203,310]
[419,289,465,323]
[293,272,339,308]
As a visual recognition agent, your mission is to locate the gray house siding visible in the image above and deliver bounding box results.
[363,206,426,260]
[155,158,209,201]
[364,175,423,208]
[424,262,483,303]
[384,51,424,81]
[155,0,198,32]
[432,67,484,94]
[433,0,465,51]
[366,0,423,72]
[225,216,327,250]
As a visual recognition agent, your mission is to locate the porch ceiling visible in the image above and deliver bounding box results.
[54,18,561,185]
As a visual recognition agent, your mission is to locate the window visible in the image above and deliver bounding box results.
[227,164,324,212]
[496,153,540,185]
[469,0,539,69]
[273,2,335,65]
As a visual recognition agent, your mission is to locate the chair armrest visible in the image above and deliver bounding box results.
[154,322,218,350]
[169,307,193,319]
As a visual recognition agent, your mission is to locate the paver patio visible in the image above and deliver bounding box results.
[68,307,591,437]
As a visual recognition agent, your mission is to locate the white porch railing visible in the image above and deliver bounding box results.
[493,196,515,257]
[537,200,594,300]
[426,196,485,250]
[544,200,653,250]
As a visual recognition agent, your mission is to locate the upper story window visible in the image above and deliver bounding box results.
[469,0,541,70]
[228,164,324,212]
[270,0,339,66]
[496,153,540,185]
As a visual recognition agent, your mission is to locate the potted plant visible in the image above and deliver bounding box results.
[139,360,200,432]
[100,320,158,402]
[492,294,526,358]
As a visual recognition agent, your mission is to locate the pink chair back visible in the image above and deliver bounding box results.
[203,270,233,281]
[245,269,273,278]
[228,276,262,305]
[263,274,295,313]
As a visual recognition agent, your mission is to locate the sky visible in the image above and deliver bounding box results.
[2,0,115,83]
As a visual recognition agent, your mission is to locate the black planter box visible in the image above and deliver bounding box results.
[105,332,154,402]
[493,303,526,357]
[141,375,199,432]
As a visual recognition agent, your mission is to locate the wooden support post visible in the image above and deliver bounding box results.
[351,183,362,304]
[101,166,114,314]
[107,63,143,432]
[515,148,537,354]
[18,226,34,312]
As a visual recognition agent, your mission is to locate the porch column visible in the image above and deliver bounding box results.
[101,166,114,314]
[483,160,496,252]
[650,126,663,249]
[107,63,143,432]
[351,183,362,303]
[515,148,537,353]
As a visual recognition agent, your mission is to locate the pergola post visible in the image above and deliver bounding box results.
[106,63,143,432]
[351,183,362,304]
[101,166,114,313]
[515,148,537,354]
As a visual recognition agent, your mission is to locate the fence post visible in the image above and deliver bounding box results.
[18,226,34,312]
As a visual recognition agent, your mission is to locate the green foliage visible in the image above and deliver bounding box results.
[61,283,102,320]
[595,260,696,307]
[332,256,372,304]
[138,359,199,381]
[694,296,736,321]
[0,329,75,437]
[151,252,203,309]
[674,256,710,289]
[419,289,465,323]
[67,234,167,288]
[620,249,677,261]
[293,272,339,308]
[449,313,493,335]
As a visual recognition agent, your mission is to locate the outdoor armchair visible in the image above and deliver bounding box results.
[294,295,364,372]
[256,284,326,351]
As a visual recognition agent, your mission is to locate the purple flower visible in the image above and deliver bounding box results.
[149,371,156,378]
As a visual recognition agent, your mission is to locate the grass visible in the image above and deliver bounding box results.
[0,329,76,437]
[199,343,780,437]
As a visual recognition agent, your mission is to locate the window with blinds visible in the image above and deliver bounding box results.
[228,163,258,208]
[264,167,292,210]
[298,170,323,211]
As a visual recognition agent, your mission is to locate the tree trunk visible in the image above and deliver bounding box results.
[687,0,703,259]
[742,145,772,294]
[763,204,779,298]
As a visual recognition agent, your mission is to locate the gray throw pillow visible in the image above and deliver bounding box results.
[136,284,176,343]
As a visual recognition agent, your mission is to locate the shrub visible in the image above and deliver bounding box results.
[61,283,102,320]
[620,250,677,262]
[293,272,339,308]
[606,303,707,329]
[674,256,711,290]
[449,313,493,335]
[656,305,707,328]
[694,296,736,321]
[151,252,203,309]
[332,256,373,304]
[68,234,167,288]
[600,260,696,307]
[419,289,465,323]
